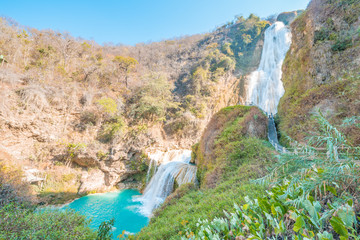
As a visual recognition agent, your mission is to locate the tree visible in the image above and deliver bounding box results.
[130,73,178,122]
[113,56,138,87]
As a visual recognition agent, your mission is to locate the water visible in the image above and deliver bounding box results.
[136,150,197,217]
[246,21,292,114]
[63,190,148,239]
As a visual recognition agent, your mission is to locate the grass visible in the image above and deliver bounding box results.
[135,139,274,240]
[279,72,360,146]
[134,105,275,239]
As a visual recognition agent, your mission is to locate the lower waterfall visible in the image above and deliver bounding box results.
[246,21,292,114]
[136,150,197,217]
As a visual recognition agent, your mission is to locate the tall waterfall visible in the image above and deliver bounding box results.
[136,150,197,217]
[246,21,292,114]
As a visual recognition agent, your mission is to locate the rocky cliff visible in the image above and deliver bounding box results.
[278,0,360,144]
[0,14,269,203]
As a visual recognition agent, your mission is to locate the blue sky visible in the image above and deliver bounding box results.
[1,0,310,45]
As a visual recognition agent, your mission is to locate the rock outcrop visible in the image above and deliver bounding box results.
[78,169,107,194]
[278,0,360,144]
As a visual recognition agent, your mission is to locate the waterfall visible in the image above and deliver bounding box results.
[136,150,197,217]
[246,21,292,114]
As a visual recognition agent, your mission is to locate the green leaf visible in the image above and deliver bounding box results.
[271,205,276,215]
[337,205,355,228]
[326,186,337,196]
[330,216,348,238]
[293,216,305,232]
[317,231,334,240]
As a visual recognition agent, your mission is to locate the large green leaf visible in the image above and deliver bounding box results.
[337,205,355,228]
[330,216,348,238]
[293,216,305,232]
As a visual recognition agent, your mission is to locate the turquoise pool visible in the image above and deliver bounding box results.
[63,189,149,239]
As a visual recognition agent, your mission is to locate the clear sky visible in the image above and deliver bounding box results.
[0,0,310,45]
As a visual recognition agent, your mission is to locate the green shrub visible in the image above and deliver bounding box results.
[314,27,330,43]
[97,97,118,115]
[331,35,353,51]
[0,205,97,240]
[130,73,178,123]
[96,218,114,240]
[0,161,97,239]
[98,116,126,143]
[66,142,86,159]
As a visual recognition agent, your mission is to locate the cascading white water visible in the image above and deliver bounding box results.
[136,150,197,217]
[246,21,292,114]
[145,150,192,183]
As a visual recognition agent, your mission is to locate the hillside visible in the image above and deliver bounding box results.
[136,0,360,239]
[278,0,360,145]
[136,106,275,239]
[0,14,269,203]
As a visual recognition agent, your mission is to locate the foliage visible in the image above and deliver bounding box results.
[113,56,138,73]
[113,56,138,87]
[180,183,358,239]
[80,111,98,126]
[96,218,115,240]
[97,115,126,143]
[331,34,353,51]
[0,161,97,239]
[0,205,97,240]
[279,71,360,145]
[129,73,178,123]
[227,14,269,70]
[0,161,32,208]
[63,142,87,167]
[180,114,360,239]
[97,97,118,116]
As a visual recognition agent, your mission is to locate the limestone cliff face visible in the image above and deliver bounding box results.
[0,11,273,203]
[278,0,360,144]
[0,28,265,201]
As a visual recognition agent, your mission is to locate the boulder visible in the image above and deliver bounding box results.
[73,153,99,167]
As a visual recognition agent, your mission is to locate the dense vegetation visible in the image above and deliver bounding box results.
[0,160,97,239]
[178,113,360,239]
